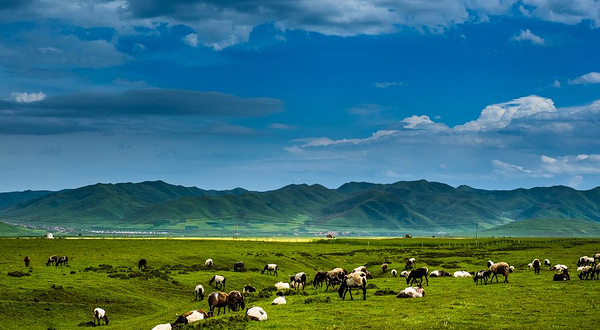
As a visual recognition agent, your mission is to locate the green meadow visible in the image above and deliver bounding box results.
[0,237,598,330]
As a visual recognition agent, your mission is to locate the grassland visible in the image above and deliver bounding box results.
[0,237,599,330]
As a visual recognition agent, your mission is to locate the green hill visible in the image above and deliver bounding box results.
[0,190,53,208]
[1,180,600,236]
[481,218,600,237]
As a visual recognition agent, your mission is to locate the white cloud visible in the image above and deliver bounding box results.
[568,72,600,85]
[519,0,600,27]
[348,104,391,115]
[183,33,200,48]
[268,123,296,130]
[454,95,555,132]
[375,81,403,88]
[568,175,584,188]
[401,115,433,128]
[9,92,46,103]
[287,130,398,151]
[539,154,600,175]
[512,29,545,45]
[551,79,561,88]
[492,159,534,175]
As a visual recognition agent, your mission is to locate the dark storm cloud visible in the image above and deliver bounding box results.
[6,89,284,118]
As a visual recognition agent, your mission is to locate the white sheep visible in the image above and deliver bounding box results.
[272,296,286,305]
[453,271,471,278]
[397,286,425,298]
[391,269,397,277]
[195,284,205,300]
[352,266,367,273]
[400,271,410,278]
[152,323,173,330]
[509,266,515,273]
[551,264,568,272]
[93,308,109,326]
[173,309,210,325]
[246,307,267,321]
[274,282,290,290]
[205,259,214,267]
[209,275,226,290]
[487,260,494,268]
[544,259,551,267]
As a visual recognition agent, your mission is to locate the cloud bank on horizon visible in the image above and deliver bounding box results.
[1,0,600,192]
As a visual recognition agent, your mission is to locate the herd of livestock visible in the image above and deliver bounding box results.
[20,250,600,328]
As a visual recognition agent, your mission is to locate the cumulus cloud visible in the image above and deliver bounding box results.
[9,92,46,103]
[1,1,600,50]
[454,95,556,132]
[183,33,200,47]
[401,115,434,128]
[519,0,600,27]
[568,72,600,85]
[375,81,403,88]
[512,29,545,45]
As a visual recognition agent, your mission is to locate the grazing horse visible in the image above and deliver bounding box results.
[138,259,147,270]
[46,255,57,266]
[24,256,31,267]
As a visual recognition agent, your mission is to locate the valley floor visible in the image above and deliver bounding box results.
[0,237,598,329]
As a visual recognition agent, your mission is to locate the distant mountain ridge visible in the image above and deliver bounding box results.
[1,180,599,236]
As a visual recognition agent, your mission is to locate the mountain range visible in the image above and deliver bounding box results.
[1,180,599,236]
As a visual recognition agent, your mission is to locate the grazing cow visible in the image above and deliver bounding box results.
[338,272,367,300]
[24,256,30,267]
[138,259,147,270]
[56,256,68,267]
[208,292,229,316]
[261,264,278,276]
[93,308,109,326]
[406,267,428,286]
[209,275,226,290]
[405,234,412,239]
[46,255,57,266]
[290,272,307,291]
[234,261,245,272]
[326,233,335,239]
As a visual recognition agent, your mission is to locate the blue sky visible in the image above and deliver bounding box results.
[1,0,600,192]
